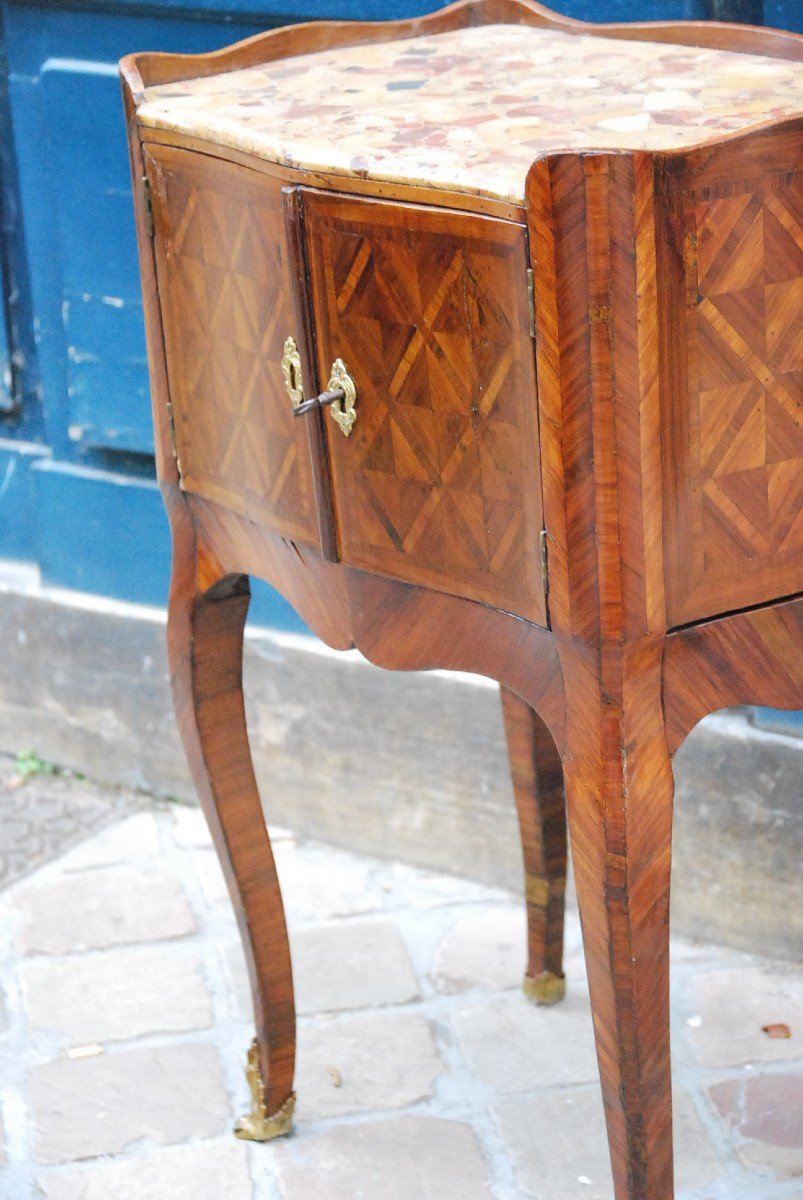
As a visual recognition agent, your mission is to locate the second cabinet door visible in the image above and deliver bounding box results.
[303,191,547,627]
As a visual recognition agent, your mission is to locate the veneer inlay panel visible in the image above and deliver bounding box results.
[303,191,546,623]
[657,129,803,624]
[148,146,322,547]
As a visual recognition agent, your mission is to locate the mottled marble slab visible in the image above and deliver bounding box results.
[137,23,802,204]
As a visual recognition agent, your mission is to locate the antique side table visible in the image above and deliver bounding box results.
[120,5,803,1197]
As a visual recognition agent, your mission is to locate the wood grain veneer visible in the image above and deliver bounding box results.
[657,120,803,625]
[147,146,326,550]
[303,190,546,625]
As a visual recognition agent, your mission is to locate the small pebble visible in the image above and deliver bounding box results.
[762,1023,791,1039]
[67,1043,104,1059]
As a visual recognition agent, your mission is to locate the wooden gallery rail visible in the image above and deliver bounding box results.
[120,5,803,1196]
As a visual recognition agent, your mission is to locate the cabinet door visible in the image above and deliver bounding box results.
[302,191,547,626]
[657,129,803,626]
[146,145,329,552]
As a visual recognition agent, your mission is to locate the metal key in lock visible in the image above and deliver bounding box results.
[281,337,357,437]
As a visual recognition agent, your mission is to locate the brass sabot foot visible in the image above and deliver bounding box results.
[234,1039,295,1142]
[523,970,566,1006]
[234,1093,295,1142]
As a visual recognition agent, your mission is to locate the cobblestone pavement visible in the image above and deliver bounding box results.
[0,795,801,1200]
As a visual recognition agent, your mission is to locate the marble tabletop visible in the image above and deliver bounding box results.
[137,23,802,204]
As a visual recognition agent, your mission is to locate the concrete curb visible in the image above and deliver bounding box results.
[0,569,800,957]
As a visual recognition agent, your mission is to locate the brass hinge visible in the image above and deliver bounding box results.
[141,175,154,239]
[166,400,182,476]
[540,529,549,599]
[527,268,536,339]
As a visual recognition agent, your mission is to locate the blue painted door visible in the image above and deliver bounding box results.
[0,0,305,620]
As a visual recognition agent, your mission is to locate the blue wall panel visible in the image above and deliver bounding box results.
[42,59,152,453]
[764,1,803,31]
[31,459,172,603]
[0,437,49,559]
[13,451,307,628]
[3,4,275,459]
[753,709,803,736]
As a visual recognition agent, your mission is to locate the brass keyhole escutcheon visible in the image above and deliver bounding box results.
[328,359,357,437]
[282,336,304,409]
[282,339,357,436]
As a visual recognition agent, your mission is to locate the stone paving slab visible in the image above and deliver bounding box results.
[56,813,161,872]
[273,1115,497,1200]
[292,920,420,1015]
[21,944,213,1045]
[225,919,421,1022]
[295,1011,443,1120]
[494,1086,723,1200]
[28,1042,229,1165]
[687,966,803,1067]
[709,1072,803,1178]
[13,864,196,955]
[454,990,600,1092]
[37,1139,253,1200]
[0,796,801,1200]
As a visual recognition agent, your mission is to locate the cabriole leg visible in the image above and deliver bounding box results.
[166,494,295,1141]
[560,637,674,1200]
[500,686,567,1005]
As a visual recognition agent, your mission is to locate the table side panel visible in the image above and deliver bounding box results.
[146,144,322,549]
[657,122,803,627]
[302,192,547,627]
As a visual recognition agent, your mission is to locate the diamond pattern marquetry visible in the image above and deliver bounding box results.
[665,167,803,625]
[304,196,546,625]
[149,148,319,547]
